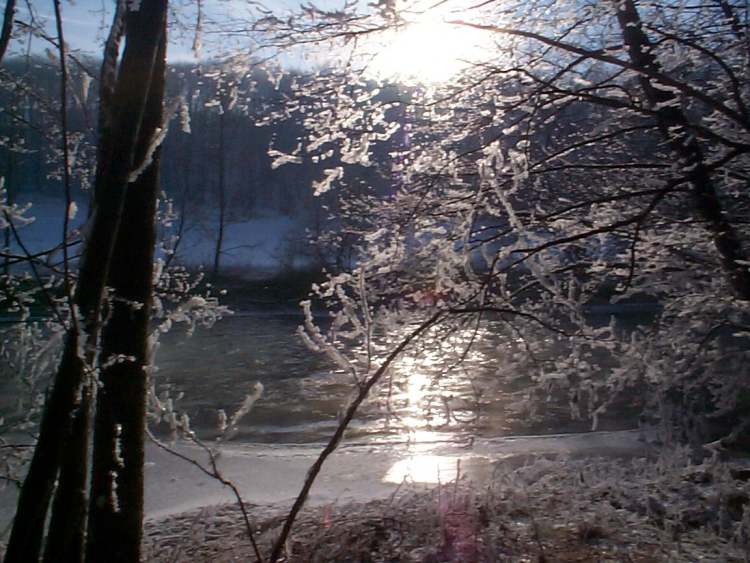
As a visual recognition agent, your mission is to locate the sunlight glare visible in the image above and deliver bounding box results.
[384,454,461,483]
[368,15,489,84]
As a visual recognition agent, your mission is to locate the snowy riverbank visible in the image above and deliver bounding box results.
[9,196,315,278]
[141,430,654,521]
[0,430,651,532]
[2,430,748,561]
[142,436,750,562]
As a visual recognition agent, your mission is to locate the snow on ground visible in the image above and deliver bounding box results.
[0,430,654,533]
[7,196,88,256]
[142,430,653,520]
[142,435,750,562]
[173,213,315,275]
[6,196,314,277]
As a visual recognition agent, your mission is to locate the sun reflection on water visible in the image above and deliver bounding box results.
[378,325,498,484]
[378,323,496,442]
[384,454,462,484]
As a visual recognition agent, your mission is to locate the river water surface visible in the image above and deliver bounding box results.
[0,306,657,525]
[154,307,647,449]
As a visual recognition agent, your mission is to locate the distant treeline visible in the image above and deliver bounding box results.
[0,57,393,224]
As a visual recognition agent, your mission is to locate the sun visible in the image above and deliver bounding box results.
[367,15,489,84]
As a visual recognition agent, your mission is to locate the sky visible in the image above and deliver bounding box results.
[10,1,494,86]
[19,0,340,63]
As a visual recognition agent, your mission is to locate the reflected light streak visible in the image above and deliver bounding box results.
[383,454,461,484]
[384,325,495,438]
[380,325,499,483]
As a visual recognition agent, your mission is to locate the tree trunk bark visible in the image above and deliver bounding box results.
[86,22,166,563]
[41,2,90,558]
[3,3,168,561]
[213,108,226,276]
[614,0,750,301]
[42,385,91,563]
[0,0,16,66]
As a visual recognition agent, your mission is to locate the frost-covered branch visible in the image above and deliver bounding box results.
[270,310,443,563]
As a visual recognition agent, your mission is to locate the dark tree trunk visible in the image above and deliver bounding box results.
[4,336,86,563]
[615,0,750,301]
[42,386,91,563]
[213,108,226,276]
[3,3,169,561]
[86,22,166,563]
[717,0,748,45]
[0,0,16,66]
[42,3,90,559]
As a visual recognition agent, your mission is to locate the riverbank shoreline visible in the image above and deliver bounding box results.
[1,429,747,561]
[0,429,652,533]
[141,429,655,521]
[143,447,750,562]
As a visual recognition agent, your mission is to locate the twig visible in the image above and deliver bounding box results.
[52,0,78,335]
[448,306,576,338]
[2,211,65,326]
[145,429,264,563]
[269,310,443,562]
[0,474,21,487]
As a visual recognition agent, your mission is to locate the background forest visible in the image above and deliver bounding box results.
[0,57,395,277]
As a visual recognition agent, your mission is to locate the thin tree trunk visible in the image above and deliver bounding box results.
[42,385,91,563]
[3,148,14,275]
[167,167,190,269]
[86,24,166,563]
[717,0,748,46]
[269,312,442,562]
[615,0,750,301]
[213,108,226,276]
[163,130,193,270]
[0,0,16,66]
[1,20,26,275]
[42,2,90,558]
[3,3,168,561]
